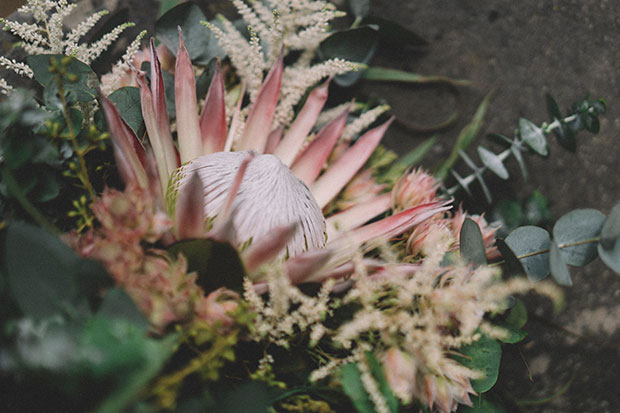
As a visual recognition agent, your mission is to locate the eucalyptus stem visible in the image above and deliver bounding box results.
[52,58,96,200]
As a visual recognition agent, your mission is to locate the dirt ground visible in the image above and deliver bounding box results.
[2,1,619,412]
[367,1,620,411]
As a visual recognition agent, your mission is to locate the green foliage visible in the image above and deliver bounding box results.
[495,298,528,344]
[454,335,502,393]
[156,2,224,65]
[341,352,398,413]
[446,95,606,202]
[460,218,488,266]
[28,54,99,103]
[491,191,553,238]
[108,87,143,135]
[167,238,246,294]
[500,204,620,285]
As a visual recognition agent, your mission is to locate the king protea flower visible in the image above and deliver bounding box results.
[101,30,450,285]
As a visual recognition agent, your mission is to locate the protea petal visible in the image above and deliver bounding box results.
[100,92,148,189]
[311,117,395,208]
[176,151,325,257]
[291,106,350,185]
[327,200,451,267]
[237,55,283,152]
[264,126,283,154]
[326,193,391,239]
[175,172,205,239]
[199,59,227,154]
[175,27,202,163]
[274,77,330,166]
[138,71,178,194]
[286,248,332,284]
[149,38,173,140]
[225,81,246,152]
[243,223,298,273]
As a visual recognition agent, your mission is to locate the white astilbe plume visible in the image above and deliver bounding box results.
[0,0,133,93]
[341,104,391,141]
[100,30,147,95]
[0,78,13,95]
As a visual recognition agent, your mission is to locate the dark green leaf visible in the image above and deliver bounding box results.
[552,119,577,152]
[460,218,487,266]
[341,363,374,413]
[362,67,470,87]
[545,94,562,120]
[597,241,620,274]
[504,226,551,281]
[108,87,143,135]
[491,200,523,238]
[454,335,501,393]
[361,16,428,49]
[365,352,398,413]
[319,27,379,87]
[3,221,79,317]
[510,141,528,180]
[505,298,527,329]
[195,57,219,99]
[28,55,99,102]
[211,381,270,413]
[393,136,437,169]
[98,288,149,331]
[348,0,370,18]
[477,146,509,180]
[584,114,600,133]
[155,2,224,65]
[167,238,246,294]
[524,190,552,226]
[552,208,605,266]
[497,326,527,344]
[518,118,548,156]
[600,203,620,250]
[549,241,572,286]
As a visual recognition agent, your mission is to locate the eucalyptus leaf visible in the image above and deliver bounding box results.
[454,335,501,393]
[553,120,576,152]
[460,218,487,266]
[167,238,246,294]
[552,208,605,266]
[98,288,149,331]
[28,54,99,102]
[477,146,509,180]
[549,241,572,286]
[108,87,143,135]
[518,118,548,156]
[318,26,379,87]
[600,203,620,250]
[504,226,551,281]
[361,16,428,49]
[505,298,527,329]
[545,93,562,120]
[341,363,374,413]
[597,241,620,274]
[155,2,224,65]
[362,67,470,87]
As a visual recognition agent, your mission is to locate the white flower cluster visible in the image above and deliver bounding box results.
[205,0,353,126]
[0,0,133,94]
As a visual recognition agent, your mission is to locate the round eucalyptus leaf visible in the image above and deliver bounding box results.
[598,242,620,274]
[599,203,620,250]
[549,241,572,286]
[477,146,509,180]
[504,226,551,281]
[460,218,487,266]
[518,118,548,156]
[553,208,605,266]
[454,335,501,393]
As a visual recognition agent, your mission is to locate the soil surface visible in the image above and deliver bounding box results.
[2,1,620,412]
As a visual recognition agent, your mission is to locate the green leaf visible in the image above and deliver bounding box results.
[504,226,551,281]
[108,87,143,135]
[155,2,224,65]
[552,208,605,266]
[553,120,576,152]
[505,298,527,329]
[460,218,487,266]
[477,146,509,180]
[435,92,492,180]
[3,221,80,317]
[600,203,620,250]
[491,200,523,238]
[454,335,501,393]
[524,190,552,226]
[545,94,562,120]
[348,0,370,18]
[361,16,428,49]
[98,288,149,331]
[549,241,572,286]
[211,381,270,413]
[584,114,600,133]
[518,118,548,156]
[393,136,437,169]
[167,238,246,294]
[28,55,99,102]
[341,363,374,413]
[597,240,620,274]
[365,352,398,413]
[319,27,379,87]
[362,67,470,87]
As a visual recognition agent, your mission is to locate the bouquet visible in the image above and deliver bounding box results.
[1,1,617,412]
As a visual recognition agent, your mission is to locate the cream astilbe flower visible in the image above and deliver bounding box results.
[101,29,450,286]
